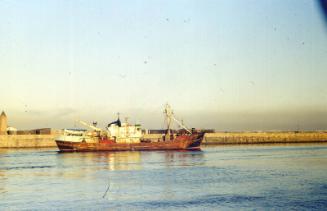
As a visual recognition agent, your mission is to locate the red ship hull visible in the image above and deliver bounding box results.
[56,133,204,152]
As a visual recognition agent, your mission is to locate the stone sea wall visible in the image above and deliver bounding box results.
[203,131,327,144]
[0,135,57,148]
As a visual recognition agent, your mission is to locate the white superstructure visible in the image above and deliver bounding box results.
[56,129,98,143]
[107,122,142,143]
[56,118,143,144]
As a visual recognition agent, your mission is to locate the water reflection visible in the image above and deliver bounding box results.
[58,151,142,171]
[163,150,205,167]
[0,170,7,195]
[57,150,205,172]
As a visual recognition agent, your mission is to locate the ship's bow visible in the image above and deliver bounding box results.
[185,133,204,150]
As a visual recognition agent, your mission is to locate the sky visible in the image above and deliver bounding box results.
[0,0,326,131]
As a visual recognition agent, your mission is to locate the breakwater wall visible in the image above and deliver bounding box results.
[1,132,327,148]
[0,135,57,148]
[203,132,327,145]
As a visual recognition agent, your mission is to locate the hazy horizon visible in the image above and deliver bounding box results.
[1,0,327,131]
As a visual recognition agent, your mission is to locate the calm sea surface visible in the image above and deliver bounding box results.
[1,144,327,210]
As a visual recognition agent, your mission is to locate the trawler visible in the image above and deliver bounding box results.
[55,104,204,152]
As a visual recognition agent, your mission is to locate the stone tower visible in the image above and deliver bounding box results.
[0,111,8,135]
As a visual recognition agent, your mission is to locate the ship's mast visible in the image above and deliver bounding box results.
[164,104,192,134]
[125,117,129,137]
[164,104,173,137]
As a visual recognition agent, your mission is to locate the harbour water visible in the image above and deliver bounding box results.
[1,144,327,210]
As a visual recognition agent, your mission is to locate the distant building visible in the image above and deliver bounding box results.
[0,111,8,135]
[199,129,215,133]
[16,128,53,135]
[145,128,215,134]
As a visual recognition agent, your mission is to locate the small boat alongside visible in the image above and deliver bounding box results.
[55,104,204,152]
